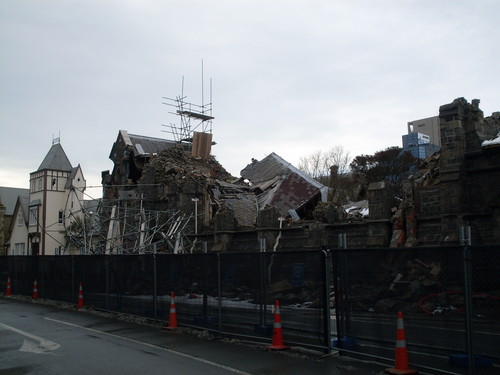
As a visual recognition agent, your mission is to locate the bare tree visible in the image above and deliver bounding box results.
[298,146,351,180]
[298,146,355,205]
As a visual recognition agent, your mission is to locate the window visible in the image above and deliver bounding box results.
[55,246,62,255]
[58,210,64,224]
[17,213,24,226]
[29,206,38,226]
[14,243,25,255]
[38,178,43,191]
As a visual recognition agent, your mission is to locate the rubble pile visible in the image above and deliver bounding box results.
[312,202,341,223]
[245,279,323,308]
[140,145,234,189]
[348,255,453,313]
[342,200,369,221]
[413,152,441,188]
[313,200,369,224]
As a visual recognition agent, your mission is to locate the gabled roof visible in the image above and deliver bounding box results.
[37,142,73,172]
[239,152,329,219]
[241,152,329,201]
[256,172,323,217]
[0,187,29,215]
[128,132,179,155]
[64,165,85,189]
[8,195,29,233]
[110,130,180,162]
[65,167,79,189]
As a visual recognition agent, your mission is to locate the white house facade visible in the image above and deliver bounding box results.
[8,196,29,255]
[26,140,86,255]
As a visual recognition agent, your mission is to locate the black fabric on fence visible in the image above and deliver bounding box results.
[1,245,498,372]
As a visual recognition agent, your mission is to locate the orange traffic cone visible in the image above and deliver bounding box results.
[163,291,178,330]
[6,276,12,296]
[386,311,418,374]
[267,300,289,350]
[76,282,84,308]
[32,279,39,300]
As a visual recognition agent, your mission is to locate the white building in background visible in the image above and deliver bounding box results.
[0,187,29,255]
[26,139,86,255]
[7,195,29,255]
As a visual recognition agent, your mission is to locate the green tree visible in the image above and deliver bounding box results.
[350,146,417,198]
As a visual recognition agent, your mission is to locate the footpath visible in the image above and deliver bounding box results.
[0,295,397,375]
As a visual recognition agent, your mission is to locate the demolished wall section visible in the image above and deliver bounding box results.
[101,98,499,253]
[399,98,500,246]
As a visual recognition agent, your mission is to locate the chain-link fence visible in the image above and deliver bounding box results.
[331,245,499,375]
[1,245,498,374]
[0,250,331,351]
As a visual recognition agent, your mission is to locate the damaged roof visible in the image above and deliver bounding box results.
[240,152,329,218]
[110,130,181,163]
[241,152,329,201]
[212,180,257,227]
[127,132,179,155]
[257,171,324,217]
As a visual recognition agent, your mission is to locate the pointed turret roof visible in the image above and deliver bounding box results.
[37,142,73,172]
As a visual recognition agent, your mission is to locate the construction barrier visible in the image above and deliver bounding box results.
[267,300,289,350]
[32,279,39,300]
[164,291,178,330]
[386,311,417,374]
[6,276,11,296]
[76,282,84,308]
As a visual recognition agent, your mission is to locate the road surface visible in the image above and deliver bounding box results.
[0,297,387,375]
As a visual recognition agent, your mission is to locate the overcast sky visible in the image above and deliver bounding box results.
[1,0,499,200]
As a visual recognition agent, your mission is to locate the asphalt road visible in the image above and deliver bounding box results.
[0,297,388,375]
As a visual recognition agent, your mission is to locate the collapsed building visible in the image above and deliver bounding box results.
[397,98,500,246]
[100,98,500,253]
[100,130,330,253]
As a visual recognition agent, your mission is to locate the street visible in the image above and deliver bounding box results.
[0,297,387,375]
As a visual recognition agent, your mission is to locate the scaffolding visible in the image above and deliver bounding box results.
[161,64,214,145]
[69,67,217,255]
[64,187,199,255]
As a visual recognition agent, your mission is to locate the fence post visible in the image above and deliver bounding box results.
[322,250,332,354]
[40,256,44,299]
[460,226,475,375]
[259,238,266,327]
[202,241,208,319]
[217,252,222,332]
[334,233,349,351]
[105,255,109,310]
[153,244,157,321]
[71,255,75,304]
